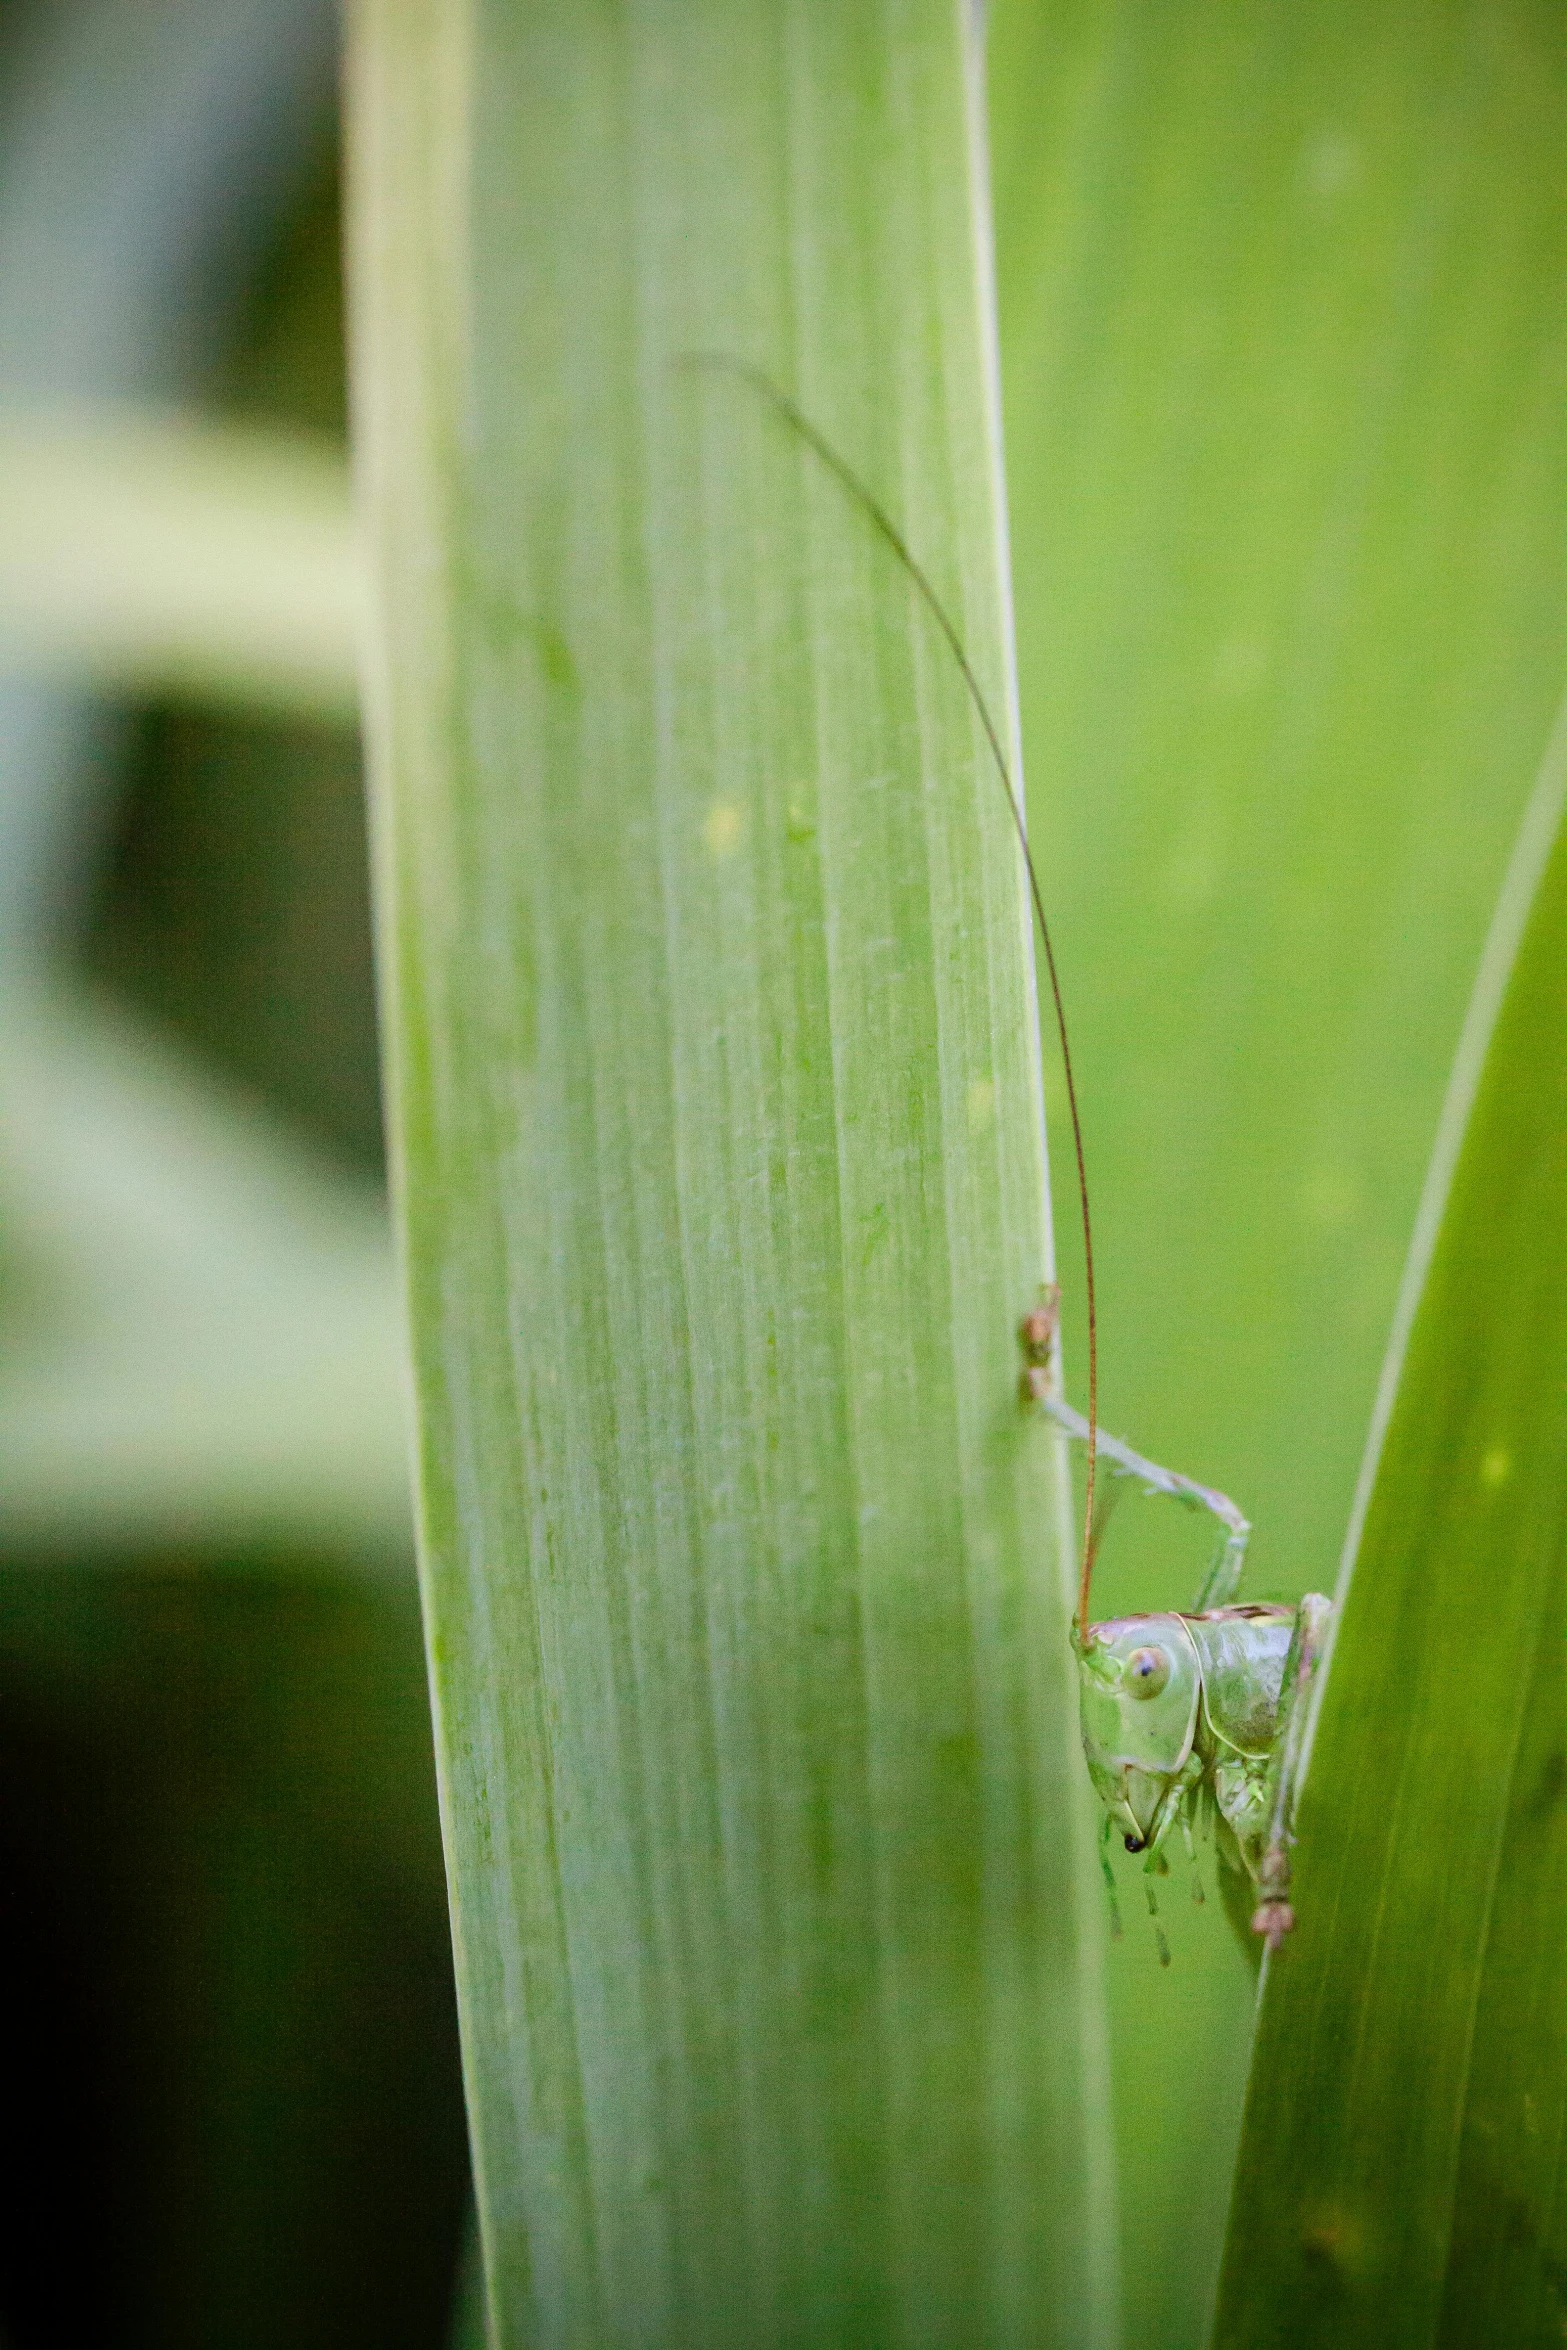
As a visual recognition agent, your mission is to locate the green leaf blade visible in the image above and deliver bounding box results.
[347,6,1115,2345]
[1212,727,1567,2346]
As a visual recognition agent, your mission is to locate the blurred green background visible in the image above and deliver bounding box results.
[991,7,1567,2338]
[2,2,1563,2344]
[0,7,464,2345]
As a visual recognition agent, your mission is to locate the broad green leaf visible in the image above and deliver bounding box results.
[347,6,1114,2346]
[988,4,1567,2337]
[1211,721,1567,2343]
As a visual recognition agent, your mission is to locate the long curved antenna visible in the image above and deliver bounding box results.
[684,355,1099,1633]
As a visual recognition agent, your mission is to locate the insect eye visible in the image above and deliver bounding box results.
[1125,1645,1170,1700]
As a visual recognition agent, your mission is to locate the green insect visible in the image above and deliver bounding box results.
[1019,1293,1331,1963]
[693,354,1332,1962]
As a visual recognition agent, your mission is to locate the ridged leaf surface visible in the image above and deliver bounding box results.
[347,7,1115,2345]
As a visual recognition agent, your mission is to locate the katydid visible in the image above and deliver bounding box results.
[1019,1293,1331,1962]
[691,354,1332,1962]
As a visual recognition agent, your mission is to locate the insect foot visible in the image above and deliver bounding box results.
[1251,1898,1295,1953]
[1017,1290,1059,1402]
[1250,1849,1295,1952]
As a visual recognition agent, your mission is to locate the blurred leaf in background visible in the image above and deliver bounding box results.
[84,158,379,1174]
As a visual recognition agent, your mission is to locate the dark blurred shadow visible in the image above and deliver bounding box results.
[0,1566,469,2350]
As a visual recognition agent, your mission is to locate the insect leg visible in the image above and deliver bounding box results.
[1190,1525,1249,1614]
[1142,1867,1171,1969]
[1098,1813,1123,1940]
[1023,1374,1251,1609]
[1179,1803,1205,1906]
[1021,1282,1061,1359]
[1128,1758,1203,1965]
[1251,1593,1333,1952]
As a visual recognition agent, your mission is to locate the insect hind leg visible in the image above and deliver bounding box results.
[1020,1302,1252,1609]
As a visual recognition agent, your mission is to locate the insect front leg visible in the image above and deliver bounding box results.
[1124,1756,1204,1967]
[1251,1593,1333,1952]
[1178,1805,1205,1906]
[1098,1813,1123,1941]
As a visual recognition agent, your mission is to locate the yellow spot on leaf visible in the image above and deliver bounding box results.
[1297,2196,1373,2288]
[967,1078,995,1132]
[1302,128,1362,201]
[703,800,743,857]
[1480,1447,1512,1491]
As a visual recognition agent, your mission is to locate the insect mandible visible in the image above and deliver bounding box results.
[690,354,1332,1964]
